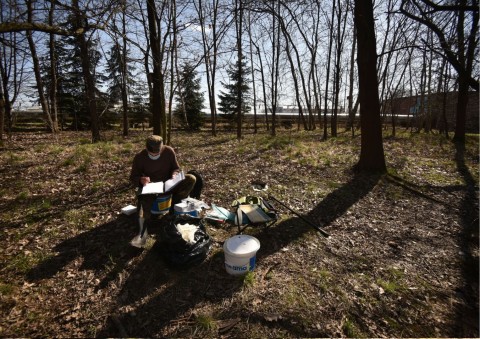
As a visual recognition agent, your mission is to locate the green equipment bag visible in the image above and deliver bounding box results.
[231,196,278,225]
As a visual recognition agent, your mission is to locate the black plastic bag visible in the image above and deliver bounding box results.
[159,215,211,267]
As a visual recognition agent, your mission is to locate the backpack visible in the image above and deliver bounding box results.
[187,170,204,199]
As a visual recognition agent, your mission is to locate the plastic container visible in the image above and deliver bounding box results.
[223,235,260,275]
[174,202,199,217]
[151,194,172,215]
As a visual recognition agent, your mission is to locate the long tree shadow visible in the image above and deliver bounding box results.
[306,171,382,227]
[97,223,252,337]
[453,141,479,337]
[98,171,381,337]
[26,214,142,288]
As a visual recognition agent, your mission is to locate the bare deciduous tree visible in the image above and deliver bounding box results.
[354,0,387,172]
[400,0,479,143]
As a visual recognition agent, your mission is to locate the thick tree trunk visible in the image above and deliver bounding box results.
[453,77,469,143]
[79,34,100,142]
[453,0,477,143]
[248,12,258,134]
[235,0,243,140]
[270,0,280,137]
[332,0,347,138]
[146,0,164,137]
[354,0,386,172]
[0,89,4,141]
[73,0,100,142]
[323,0,335,140]
[121,5,129,137]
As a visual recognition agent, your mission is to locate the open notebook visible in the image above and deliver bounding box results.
[140,171,185,195]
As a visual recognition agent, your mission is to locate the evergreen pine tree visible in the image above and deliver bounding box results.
[130,81,150,127]
[54,35,87,129]
[104,43,136,104]
[105,44,123,104]
[174,63,205,130]
[103,42,138,127]
[44,32,102,130]
[218,56,251,123]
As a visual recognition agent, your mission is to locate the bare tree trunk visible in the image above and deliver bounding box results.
[347,25,356,134]
[3,90,13,138]
[0,86,4,141]
[332,0,348,138]
[270,0,280,136]
[312,65,321,131]
[254,42,269,131]
[453,0,477,143]
[400,0,479,143]
[170,0,185,143]
[235,0,243,140]
[278,1,322,130]
[0,30,26,139]
[435,58,448,136]
[196,0,221,137]
[454,75,469,142]
[417,48,427,132]
[314,73,322,131]
[0,45,6,140]
[312,4,322,131]
[48,0,59,132]
[134,0,153,127]
[26,30,55,132]
[121,1,129,137]
[284,36,307,130]
[277,18,309,130]
[79,35,100,142]
[425,35,434,133]
[146,0,165,138]
[389,51,410,138]
[247,11,258,134]
[440,64,451,138]
[354,0,386,172]
[73,0,100,142]
[210,0,220,136]
[323,0,335,140]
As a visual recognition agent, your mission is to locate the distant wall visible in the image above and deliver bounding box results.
[383,92,479,133]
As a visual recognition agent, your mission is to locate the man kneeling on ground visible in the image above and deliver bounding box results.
[129,135,196,247]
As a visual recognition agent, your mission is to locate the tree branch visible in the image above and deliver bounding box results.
[400,0,479,91]
[419,0,479,13]
[0,22,86,36]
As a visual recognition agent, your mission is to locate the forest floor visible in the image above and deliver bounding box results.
[0,128,478,338]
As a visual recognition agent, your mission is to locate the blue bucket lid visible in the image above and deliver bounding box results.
[224,235,260,256]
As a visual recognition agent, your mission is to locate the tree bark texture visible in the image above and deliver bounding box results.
[354,0,386,172]
[72,0,100,142]
[146,0,164,138]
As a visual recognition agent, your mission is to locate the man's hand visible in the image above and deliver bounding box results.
[140,176,151,186]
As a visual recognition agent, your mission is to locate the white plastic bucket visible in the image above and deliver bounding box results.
[223,235,260,275]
